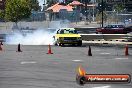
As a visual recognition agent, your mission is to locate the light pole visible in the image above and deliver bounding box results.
[84,0,90,25]
[101,0,104,27]
[92,0,95,21]
[84,0,88,24]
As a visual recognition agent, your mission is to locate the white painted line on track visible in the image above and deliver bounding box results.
[94,50,101,51]
[72,60,83,62]
[93,85,111,88]
[100,53,111,55]
[21,61,37,64]
[115,58,128,60]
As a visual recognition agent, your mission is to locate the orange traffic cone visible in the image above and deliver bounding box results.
[17,43,22,52]
[0,44,2,51]
[125,44,129,56]
[1,41,3,45]
[47,44,53,54]
[88,46,92,56]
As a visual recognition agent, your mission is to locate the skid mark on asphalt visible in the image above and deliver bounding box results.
[93,85,111,88]
[20,61,37,64]
[100,53,111,55]
[115,58,128,60]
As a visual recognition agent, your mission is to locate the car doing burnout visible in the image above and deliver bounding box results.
[96,24,127,34]
[53,28,82,46]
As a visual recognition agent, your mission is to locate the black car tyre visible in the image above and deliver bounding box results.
[54,41,57,46]
[96,32,98,34]
[77,41,82,46]
[98,32,102,34]
[57,40,61,46]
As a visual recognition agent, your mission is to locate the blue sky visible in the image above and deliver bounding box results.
[38,0,64,10]
[38,0,44,7]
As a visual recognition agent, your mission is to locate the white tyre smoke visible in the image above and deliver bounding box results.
[6,29,55,45]
[6,20,70,45]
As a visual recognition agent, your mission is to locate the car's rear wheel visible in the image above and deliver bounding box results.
[54,41,57,46]
[98,32,102,34]
[55,43,61,46]
[57,40,61,46]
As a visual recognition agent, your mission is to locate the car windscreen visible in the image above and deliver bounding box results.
[107,25,124,28]
[63,29,78,34]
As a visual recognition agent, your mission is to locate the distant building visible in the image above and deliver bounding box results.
[0,0,6,10]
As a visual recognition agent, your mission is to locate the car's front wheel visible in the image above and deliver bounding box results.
[77,41,82,46]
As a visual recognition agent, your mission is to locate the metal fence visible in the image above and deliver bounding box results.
[28,11,46,21]
[106,11,132,26]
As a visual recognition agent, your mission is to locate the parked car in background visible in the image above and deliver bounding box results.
[96,24,126,34]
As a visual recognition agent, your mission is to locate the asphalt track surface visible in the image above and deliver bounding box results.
[0,45,132,88]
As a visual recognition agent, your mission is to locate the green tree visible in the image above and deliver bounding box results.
[0,10,5,20]
[113,3,124,23]
[5,0,31,23]
[29,0,41,11]
[114,3,124,13]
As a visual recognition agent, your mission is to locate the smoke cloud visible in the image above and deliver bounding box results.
[6,20,70,45]
[6,29,56,45]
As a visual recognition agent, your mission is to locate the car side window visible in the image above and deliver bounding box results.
[64,29,69,34]
[74,30,77,34]
[69,30,73,33]
[57,29,60,34]
[105,26,108,28]
[106,25,111,28]
[60,30,64,34]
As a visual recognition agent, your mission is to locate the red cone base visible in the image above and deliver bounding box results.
[47,44,53,54]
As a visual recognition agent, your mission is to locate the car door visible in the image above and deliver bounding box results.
[104,25,114,34]
[114,25,124,34]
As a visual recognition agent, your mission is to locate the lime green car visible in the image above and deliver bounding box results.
[53,28,82,46]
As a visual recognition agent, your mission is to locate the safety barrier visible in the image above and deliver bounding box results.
[80,34,132,42]
[0,34,132,43]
